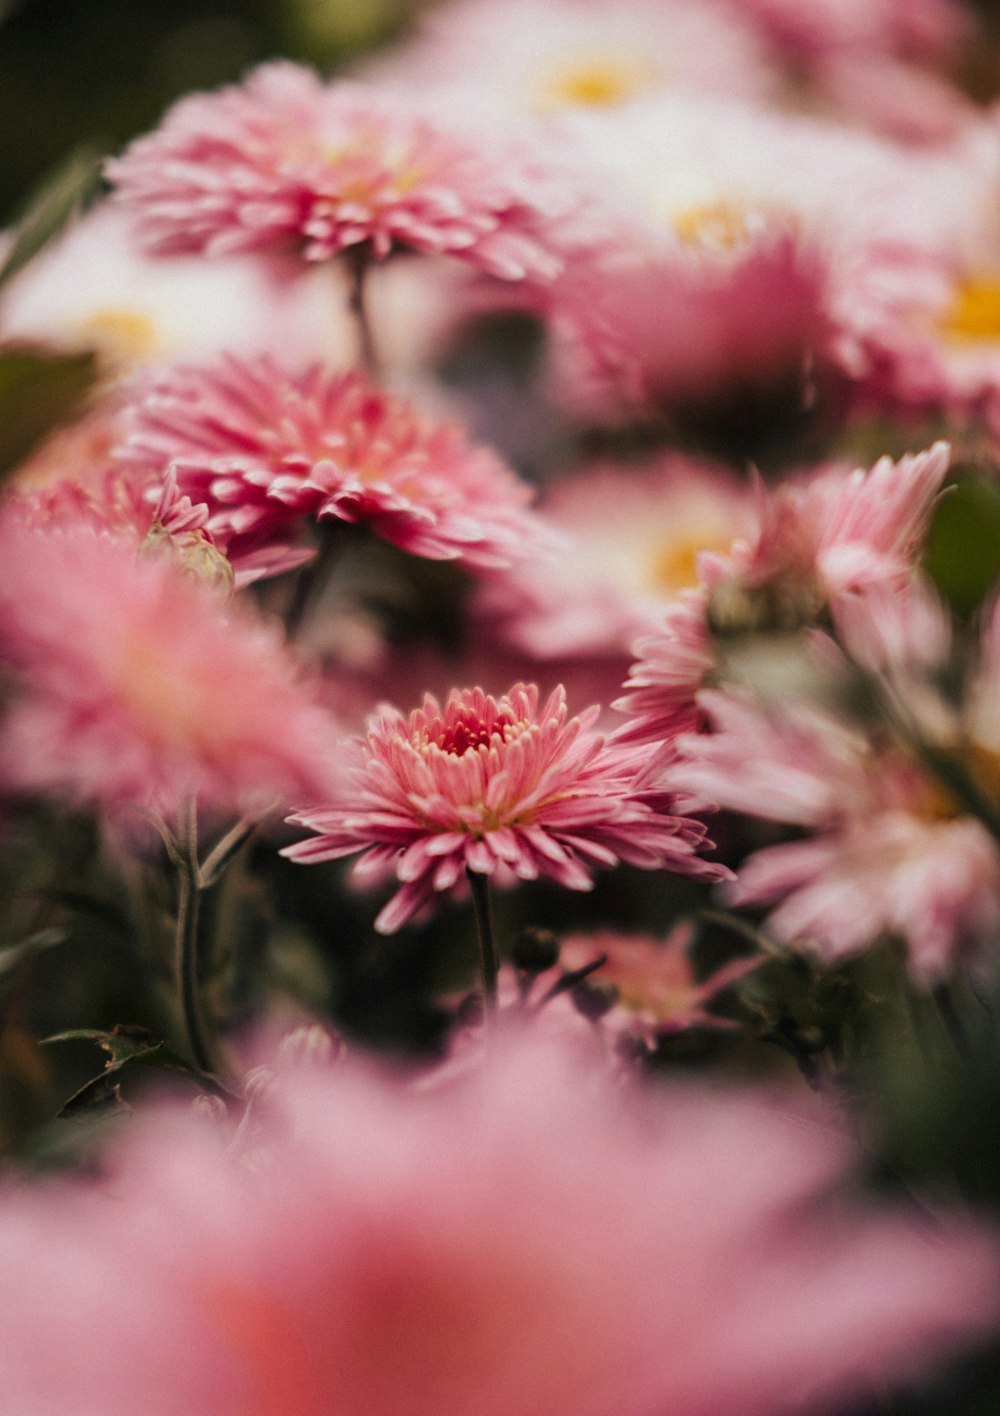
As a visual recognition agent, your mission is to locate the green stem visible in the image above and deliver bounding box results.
[174,798,214,1076]
[346,246,379,377]
[933,983,975,1066]
[467,868,500,1013]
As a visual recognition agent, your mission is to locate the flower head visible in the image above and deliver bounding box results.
[0,1034,995,1416]
[0,521,342,818]
[115,353,552,573]
[673,687,1000,984]
[614,443,950,745]
[106,62,608,282]
[359,0,777,113]
[283,683,726,932]
[474,454,753,659]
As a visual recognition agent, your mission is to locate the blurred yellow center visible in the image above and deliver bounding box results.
[541,55,656,109]
[75,308,159,363]
[942,277,1000,342]
[673,200,751,252]
[649,531,731,593]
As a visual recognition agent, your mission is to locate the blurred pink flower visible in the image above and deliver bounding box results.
[718,0,972,142]
[559,921,761,1034]
[674,688,1000,984]
[283,683,727,932]
[115,353,553,573]
[474,454,753,659]
[0,201,347,372]
[106,62,608,282]
[549,225,834,431]
[0,1035,996,1416]
[0,521,342,818]
[358,0,778,112]
[612,590,715,745]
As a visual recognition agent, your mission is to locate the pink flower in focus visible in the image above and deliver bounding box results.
[115,353,552,573]
[106,62,608,282]
[673,688,1000,984]
[0,522,342,818]
[283,683,727,932]
[0,1036,996,1416]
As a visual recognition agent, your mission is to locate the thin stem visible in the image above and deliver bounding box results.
[345,246,380,377]
[199,814,257,891]
[174,797,214,1076]
[284,518,345,642]
[933,983,975,1066]
[467,868,500,1013]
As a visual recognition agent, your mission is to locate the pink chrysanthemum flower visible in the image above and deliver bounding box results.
[549,225,834,435]
[115,353,552,574]
[614,443,950,745]
[106,62,609,282]
[702,439,952,606]
[283,683,727,932]
[0,1035,996,1416]
[672,688,1000,985]
[0,521,342,818]
[559,921,761,1034]
[474,454,753,660]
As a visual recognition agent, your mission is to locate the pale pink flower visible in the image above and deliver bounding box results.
[0,1034,996,1416]
[0,521,342,818]
[283,683,727,932]
[0,202,347,372]
[474,455,754,659]
[114,353,552,574]
[358,0,778,113]
[106,62,609,282]
[673,688,1000,984]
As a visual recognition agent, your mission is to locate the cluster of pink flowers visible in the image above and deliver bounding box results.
[5,3,1000,1411]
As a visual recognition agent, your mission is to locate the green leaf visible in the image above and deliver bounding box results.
[925,479,1000,616]
[0,345,97,479]
[44,1028,204,1119]
[0,146,102,290]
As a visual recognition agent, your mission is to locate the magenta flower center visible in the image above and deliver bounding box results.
[424,710,516,757]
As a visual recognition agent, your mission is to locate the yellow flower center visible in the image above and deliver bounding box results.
[540,54,657,109]
[649,530,732,594]
[74,308,159,363]
[673,200,753,252]
[942,276,1000,342]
